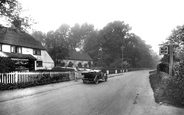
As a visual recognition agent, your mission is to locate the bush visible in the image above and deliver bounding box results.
[0,57,16,73]
[149,70,184,107]
[68,62,73,67]
[78,62,82,68]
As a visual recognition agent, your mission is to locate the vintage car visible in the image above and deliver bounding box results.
[81,70,108,84]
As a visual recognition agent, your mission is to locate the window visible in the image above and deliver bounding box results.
[36,61,43,67]
[33,49,41,55]
[0,44,2,51]
[11,46,22,53]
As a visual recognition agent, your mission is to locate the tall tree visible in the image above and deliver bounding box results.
[0,0,34,30]
[68,23,95,50]
[97,21,131,67]
[45,24,70,65]
[32,31,47,47]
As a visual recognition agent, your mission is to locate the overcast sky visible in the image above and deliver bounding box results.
[18,0,184,54]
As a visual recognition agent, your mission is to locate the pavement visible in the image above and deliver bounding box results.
[0,73,124,103]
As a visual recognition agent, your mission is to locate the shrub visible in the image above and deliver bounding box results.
[68,61,73,67]
[0,57,16,73]
[78,62,82,68]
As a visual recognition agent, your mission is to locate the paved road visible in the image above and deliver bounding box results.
[0,70,184,115]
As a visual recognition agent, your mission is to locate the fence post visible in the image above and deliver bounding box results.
[75,71,78,82]
[106,70,109,75]
[115,70,117,74]
[69,72,72,80]
[15,71,18,83]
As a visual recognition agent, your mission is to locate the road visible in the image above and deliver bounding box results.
[0,70,184,115]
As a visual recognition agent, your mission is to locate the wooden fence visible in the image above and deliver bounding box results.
[0,71,71,84]
[0,69,129,84]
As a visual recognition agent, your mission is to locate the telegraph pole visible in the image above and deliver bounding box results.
[169,41,174,76]
[121,45,125,62]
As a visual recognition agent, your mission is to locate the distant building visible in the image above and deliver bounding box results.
[61,51,93,68]
[0,27,54,71]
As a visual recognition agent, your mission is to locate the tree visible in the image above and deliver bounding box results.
[48,45,69,66]
[83,30,100,66]
[0,0,20,20]
[97,21,131,67]
[166,25,184,62]
[121,33,157,68]
[32,31,47,47]
[0,0,34,30]
[88,61,92,68]
[78,62,82,68]
[45,24,70,65]
[68,23,95,50]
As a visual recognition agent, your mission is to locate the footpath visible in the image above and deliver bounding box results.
[0,73,124,103]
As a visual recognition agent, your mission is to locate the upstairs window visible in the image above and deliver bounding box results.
[11,46,22,53]
[33,49,41,55]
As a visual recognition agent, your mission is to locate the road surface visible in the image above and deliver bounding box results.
[0,70,184,115]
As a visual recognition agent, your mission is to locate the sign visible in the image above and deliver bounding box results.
[159,46,168,55]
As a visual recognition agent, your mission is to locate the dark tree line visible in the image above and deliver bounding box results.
[32,21,159,68]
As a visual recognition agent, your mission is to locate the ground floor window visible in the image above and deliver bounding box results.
[37,61,43,67]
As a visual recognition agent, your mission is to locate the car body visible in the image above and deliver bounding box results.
[81,70,108,84]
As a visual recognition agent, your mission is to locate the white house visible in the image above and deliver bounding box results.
[61,51,93,68]
[0,27,54,71]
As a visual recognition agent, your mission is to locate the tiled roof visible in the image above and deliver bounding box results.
[67,51,93,61]
[0,27,45,50]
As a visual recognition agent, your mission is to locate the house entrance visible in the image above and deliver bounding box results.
[29,60,35,71]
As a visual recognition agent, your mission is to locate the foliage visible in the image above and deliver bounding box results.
[150,71,184,107]
[162,25,184,63]
[161,25,184,77]
[32,24,70,66]
[68,62,73,67]
[0,0,34,30]
[0,57,16,73]
[84,63,88,68]
[0,73,70,91]
[32,31,47,47]
[32,21,158,69]
[78,62,82,68]
[88,61,92,68]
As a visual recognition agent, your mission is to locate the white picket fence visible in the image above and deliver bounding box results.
[0,69,128,84]
[0,71,71,84]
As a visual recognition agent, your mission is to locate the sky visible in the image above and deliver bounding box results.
[17,0,184,54]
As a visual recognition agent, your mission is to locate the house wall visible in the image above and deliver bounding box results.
[1,44,54,70]
[33,50,54,70]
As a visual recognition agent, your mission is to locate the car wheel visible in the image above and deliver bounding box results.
[105,77,107,81]
[83,80,86,84]
[94,78,99,84]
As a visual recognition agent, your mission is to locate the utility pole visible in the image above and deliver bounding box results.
[169,41,175,76]
[121,45,125,62]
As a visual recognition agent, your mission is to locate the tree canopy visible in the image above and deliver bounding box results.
[0,0,34,30]
[32,21,158,68]
[161,25,184,63]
